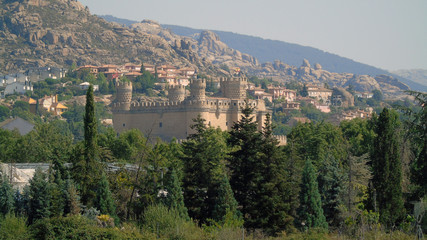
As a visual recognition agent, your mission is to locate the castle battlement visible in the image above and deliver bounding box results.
[219,77,248,83]
[116,81,132,88]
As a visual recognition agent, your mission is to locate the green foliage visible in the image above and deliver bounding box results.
[0,175,15,216]
[287,121,347,168]
[317,154,346,227]
[182,116,231,224]
[300,84,308,97]
[0,105,10,121]
[400,91,427,199]
[142,204,205,240]
[160,168,189,220]
[297,159,328,231]
[30,215,143,240]
[371,108,405,227]
[340,118,375,156]
[94,173,116,217]
[0,214,30,240]
[133,70,156,94]
[28,168,51,224]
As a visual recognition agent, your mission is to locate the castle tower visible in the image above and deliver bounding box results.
[220,77,247,99]
[115,81,132,110]
[189,78,206,101]
[167,84,186,102]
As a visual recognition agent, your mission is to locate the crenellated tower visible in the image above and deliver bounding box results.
[189,78,206,101]
[115,81,132,110]
[167,84,186,102]
[220,77,247,99]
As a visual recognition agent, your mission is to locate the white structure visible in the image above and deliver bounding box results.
[79,82,99,91]
[4,81,33,96]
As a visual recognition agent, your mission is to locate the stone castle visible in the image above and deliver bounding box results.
[111,77,271,141]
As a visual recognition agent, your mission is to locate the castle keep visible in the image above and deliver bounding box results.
[112,77,270,141]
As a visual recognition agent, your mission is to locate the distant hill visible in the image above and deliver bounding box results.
[99,15,427,92]
[392,69,427,86]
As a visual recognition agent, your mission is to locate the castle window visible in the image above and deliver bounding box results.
[234,103,236,106]
[226,121,228,126]
[159,122,163,128]
[123,123,126,127]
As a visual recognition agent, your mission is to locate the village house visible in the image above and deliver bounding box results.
[307,85,333,103]
[247,87,273,102]
[3,81,33,97]
[79,82,99,91]
[26,95,68,116]
[267,85,296,102]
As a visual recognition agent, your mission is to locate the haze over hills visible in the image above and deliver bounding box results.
[101,14,427,92]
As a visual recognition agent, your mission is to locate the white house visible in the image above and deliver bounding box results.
[79,82,99,91]
[4,81,33,96]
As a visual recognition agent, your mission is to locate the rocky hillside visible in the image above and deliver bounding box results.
[0,0,215,73]
[0,1,418,99]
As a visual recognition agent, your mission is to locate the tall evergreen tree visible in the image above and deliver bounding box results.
[297,159,328,230]
[317,153,346,227]
[229,105,293,234]
[73,84,102,206]
[160,168,189,220]
[371,108,405,227]
[0,174,15,216]
[28,168,51,224]
[211,174,240,223]
[182,115,230,224]
[63,172,81,216]
[94,173,116,217]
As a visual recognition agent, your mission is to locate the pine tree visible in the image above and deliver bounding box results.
[161,168,189,220]
[371,108,405,227]
[211,174,240,223]
[63,172,81,216]
[317,153,346,227]
[228,102,263,225]
[182,115,230,224]
[0,174,15,216]
[297,159,328,230]
[28,168,51,224]
[94,173,116,216]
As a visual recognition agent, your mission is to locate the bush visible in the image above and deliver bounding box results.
[142,204,206,240]
[30,215,144,240]
[0,214,30,240]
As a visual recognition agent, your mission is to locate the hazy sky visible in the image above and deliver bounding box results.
[78,0,427,71]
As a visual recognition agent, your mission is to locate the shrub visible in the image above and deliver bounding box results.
[142,204,206,240]
[30,215,144,240]
[0,214,30,240]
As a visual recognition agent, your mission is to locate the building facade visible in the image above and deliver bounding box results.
[112,77,270,141]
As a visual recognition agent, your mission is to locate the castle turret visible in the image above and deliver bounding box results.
[189,78,206,101]
[220,77,247,99]
[115,81,132,110]
[167,84,186,102]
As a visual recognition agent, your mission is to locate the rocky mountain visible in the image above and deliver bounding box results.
[101,15,427,93]
[0,1,420,99]
[0,0,215,73]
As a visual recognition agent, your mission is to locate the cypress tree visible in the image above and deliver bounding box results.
[371,108,405,226]
[79,84,102,206]
[297,159,328,230]
[28,168,51,224]
[94,173,116,216]
[0,174,14,216]
[161,168,189,220]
